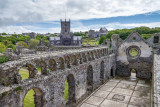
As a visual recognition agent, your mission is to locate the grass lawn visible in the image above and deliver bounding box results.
[19,69,34,107]
[23,89,35,107]
[19,69,29,80]
[19,69,69,107]
[82,38,99,45]
[129,48,138,57]
[64,80,69,101]
[37,67,41,72]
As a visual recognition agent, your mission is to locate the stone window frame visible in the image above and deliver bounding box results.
[126,45,141,59]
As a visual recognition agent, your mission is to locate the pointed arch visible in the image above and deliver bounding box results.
[49,59,57,71]
[65,56,71,68]
[23,87,44,107]
[65,74,76,107]
[100,61,105,83]
[58,57,65,70]
[86,65,93,93]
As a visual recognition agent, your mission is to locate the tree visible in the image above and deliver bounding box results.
[1,33,7,35]
[99,36,106,44]
[0,55,9,64]
[2,40,12,46]
[28,39,39,49]
[0,42,6,53]
[6,44,16,51]
[16,41,28,48]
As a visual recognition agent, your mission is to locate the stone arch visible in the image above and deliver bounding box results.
[82,53,87,62]
[65,56,71,68]
[66,74,76,107]
[94,51,98,59]
[104,48,107,55]
[18,65,29,81]
[90,51,94,60]
[58,57,65,70]
[26,63,38,78]
[23,87,44,107]
[102,49,105,56]
[110,67,114,77]
[154,36,159,43]
[98,50,101,58]
[101,49,103,56]
[40,61,48,75]
[87,52,91,61]
[49,59,57,71]
[86,65,93,93]
[72,55,77,65]
[77,54,82,64]
[130,68,137,78]
[100,61,105,83]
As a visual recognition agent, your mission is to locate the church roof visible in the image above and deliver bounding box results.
[99,27,108,33]
[50,37,60,40]
[73,36,82,40]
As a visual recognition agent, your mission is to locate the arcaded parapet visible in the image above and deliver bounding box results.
[0,46,116,107]
[152,54,160,107]
[116,31,153,79]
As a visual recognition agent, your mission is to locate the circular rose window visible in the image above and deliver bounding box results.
[127,46,141,58]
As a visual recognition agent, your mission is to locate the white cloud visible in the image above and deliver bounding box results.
[0,26,31,34]
[71,22,160,32]
[0,0,160,26]
[1,0,160,33]
[1,22,160,34]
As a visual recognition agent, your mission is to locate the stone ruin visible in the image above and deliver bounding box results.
[0,31,160,107]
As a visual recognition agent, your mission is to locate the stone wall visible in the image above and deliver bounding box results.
[116,32,153,79]
[0,46,116,107]
[152,54,160,107]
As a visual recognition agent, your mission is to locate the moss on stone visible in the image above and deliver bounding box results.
[15,86,23,92]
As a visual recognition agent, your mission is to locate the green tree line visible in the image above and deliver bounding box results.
[99,26,160,44]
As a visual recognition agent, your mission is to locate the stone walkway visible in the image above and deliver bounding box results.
[78,73,151,107]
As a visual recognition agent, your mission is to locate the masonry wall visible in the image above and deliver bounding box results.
[151,54,160,107]
[0,47,116,107]
[116,32,153,79]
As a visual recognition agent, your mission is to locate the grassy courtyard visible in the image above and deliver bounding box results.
[129,48,139,57]
[82,38,99,45]
[19,69,69,107]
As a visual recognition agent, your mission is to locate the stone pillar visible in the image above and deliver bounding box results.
[34,94,43,107]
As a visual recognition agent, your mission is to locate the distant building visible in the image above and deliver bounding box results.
[22,32,36,39]
[49,19,82,46]
[88,27,108,38]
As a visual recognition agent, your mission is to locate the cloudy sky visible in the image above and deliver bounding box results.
[0,0,160,34]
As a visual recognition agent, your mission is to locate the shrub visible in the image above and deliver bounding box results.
[0,42,6,53]
[99,36,106,44]
[0,56,9,64]
[16,41,28,48]
[28,39,39,49]
[6,44,16,51]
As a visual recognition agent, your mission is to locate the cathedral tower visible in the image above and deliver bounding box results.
[60,19,70,36]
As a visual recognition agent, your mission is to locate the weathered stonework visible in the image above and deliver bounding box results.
[1,31,160,107]
[115,31,153,79]
[152,54,160,107]
[0,46,116,107]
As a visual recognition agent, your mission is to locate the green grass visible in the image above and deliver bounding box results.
[129,48,138,57]
[64,80,69,101]
[19,69,35,107]
[82,38,99,45]
[23,89,35,107]
[19,69,69,106]
[37,67,41,72]
[19,69,29,80]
